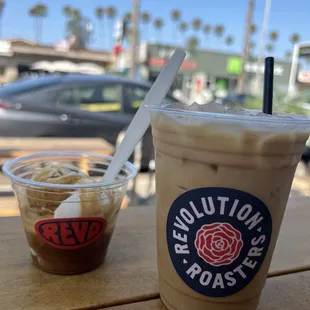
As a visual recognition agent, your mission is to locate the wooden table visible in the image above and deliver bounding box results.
[0,137,114,156]
[102,271,310,310]
[1,198,310,310]
[0,137,114,170]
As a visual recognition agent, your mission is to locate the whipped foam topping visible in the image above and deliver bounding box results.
[152,102,310,133]
[166,102,298,118]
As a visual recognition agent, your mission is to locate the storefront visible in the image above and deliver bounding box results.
[141,43,292,99]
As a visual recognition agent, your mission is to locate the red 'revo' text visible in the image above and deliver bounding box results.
[35,217,107,250]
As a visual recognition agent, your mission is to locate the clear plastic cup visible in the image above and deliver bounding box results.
[149,106,310,310]
[3,152,136,275]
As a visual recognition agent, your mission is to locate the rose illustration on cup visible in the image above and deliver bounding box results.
[194,222,243,267]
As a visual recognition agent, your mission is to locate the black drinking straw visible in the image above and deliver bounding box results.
[262,57,274,115]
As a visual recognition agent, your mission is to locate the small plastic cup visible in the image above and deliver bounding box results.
[3,152,136,275]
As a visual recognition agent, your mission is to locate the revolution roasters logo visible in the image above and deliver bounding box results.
[166,187,272,297]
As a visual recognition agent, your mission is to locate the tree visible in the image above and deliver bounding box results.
[124,12,132,22]
[290,33,300,45]
[141,12,151,37]
[170,9,181,42]
[0,1,5,38]
[203,24,211,46]
[213,24,225,48]
[250,24,257,35]
[106,6,117,48]
[95,7,104,47]
[265,43,274,53]
[214,24,225,37]
[192,18,202,32]
[225,35,234,48]
[72,9,81,20]
[249,41,255,55]
[170,9,181,22]
[268,31,279,52]
[236,0,254,93]
[187,36,199,50]
[66,12,92,49]
[192,18,202,31]
[28,3,48,43]
[63,5,73,18]
[178,22,188,45]
[153,18,164,42]
[179,21,188,33]
[269,31,279,42]
[285,50,292,60]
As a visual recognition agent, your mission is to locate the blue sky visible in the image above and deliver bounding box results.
[1,0,310,60]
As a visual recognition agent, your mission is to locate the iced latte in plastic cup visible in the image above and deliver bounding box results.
[3,152,136,275]
[149,103,310,310]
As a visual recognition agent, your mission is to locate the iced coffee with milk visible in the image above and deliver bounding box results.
[149,103,310,310]
[3,152,136,275]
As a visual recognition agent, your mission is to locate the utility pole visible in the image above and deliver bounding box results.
[253,0,272,95]
[236,0,255,93]
[129,0,140,79]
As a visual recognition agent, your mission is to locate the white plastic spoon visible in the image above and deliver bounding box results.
[103,50,186,181]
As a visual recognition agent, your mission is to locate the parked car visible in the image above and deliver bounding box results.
[214,93,255,106]
[0,74,180,171]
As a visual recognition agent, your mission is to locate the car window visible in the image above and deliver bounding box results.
[58,85,122,112]
[58,88,80,106]
[126,87,148,109]
[125,86,178,110]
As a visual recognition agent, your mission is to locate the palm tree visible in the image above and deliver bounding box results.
[265,43,274,53]
[192,18,202,32]
[72,8,81,20]
[153,18,164,43]
[225,35,234,49]
[95,7,104,48]
[285,50,292,61]
[269,31,279,42]
[28,3,48,43]
[178,22,188,45]
[250,24,257,35]
[187,35,199,50]
[170,9,181,43]
[106,6,117,48]
[290,33,300,46]
[214,24,225,48]
[269,31,279,52]
[237,0,254,93]
[66,13,92,49]
[249,41,255,55]
[141,12,151,38]
[0,1,5,38]
[63,5,73,18]
[203,24,211,47]
[124,12,132,22]
[171,9,181,23]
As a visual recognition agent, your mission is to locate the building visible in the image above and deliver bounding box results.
[0,39,114,83]
[139,43,293,99]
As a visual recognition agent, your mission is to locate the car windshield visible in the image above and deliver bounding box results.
[0,76,60,96]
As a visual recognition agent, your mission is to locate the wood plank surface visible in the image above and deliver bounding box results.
[0,137,114,153]
[104,271,310,310]
[0,197,310,310]
[0,207,158,310]
[0,196,19,217]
